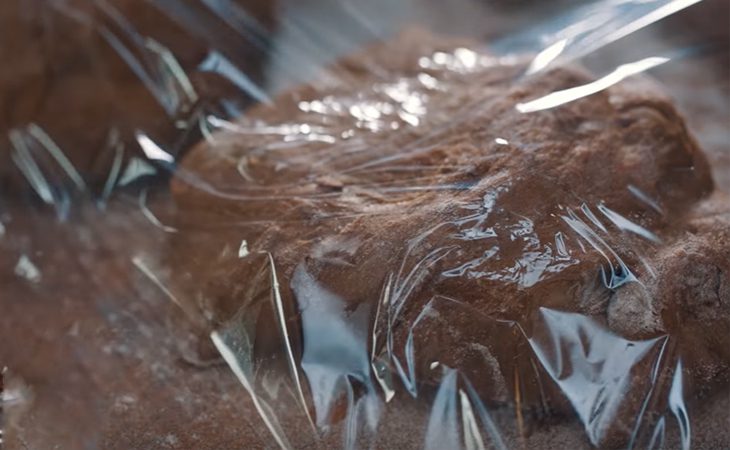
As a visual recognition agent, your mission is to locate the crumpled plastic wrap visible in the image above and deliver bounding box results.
[1,1,728,449]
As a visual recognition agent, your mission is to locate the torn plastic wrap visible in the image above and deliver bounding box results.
[1,0,729,449]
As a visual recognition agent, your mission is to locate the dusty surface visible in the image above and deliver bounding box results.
[170,29,730,449]
[0,2,728,449]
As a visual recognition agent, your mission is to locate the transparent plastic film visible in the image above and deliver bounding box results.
[1,0,728,449]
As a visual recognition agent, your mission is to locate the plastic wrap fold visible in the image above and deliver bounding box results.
[1,0,728,449]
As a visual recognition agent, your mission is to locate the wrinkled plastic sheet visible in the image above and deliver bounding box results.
[1,0,729,449]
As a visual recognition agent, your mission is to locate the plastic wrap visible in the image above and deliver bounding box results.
[1,1,729,449]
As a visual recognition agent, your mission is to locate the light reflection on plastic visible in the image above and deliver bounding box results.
[14,255,41,283]
[597,203,660,243]
[528,308,666,446]
[517,56,669,113]
[628,184,663,214]
[561,208,637,289]
[238,239,250,258]
[527,38,568,74]
[136,132,175,163]
[458,388,487,450]
[118,157,158,187]
[418,48,496,73]
[669,360,691,450]
[294,265,379,435]
[199,50,271,104]
[424,369,460,450]
[210,331,294,450]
